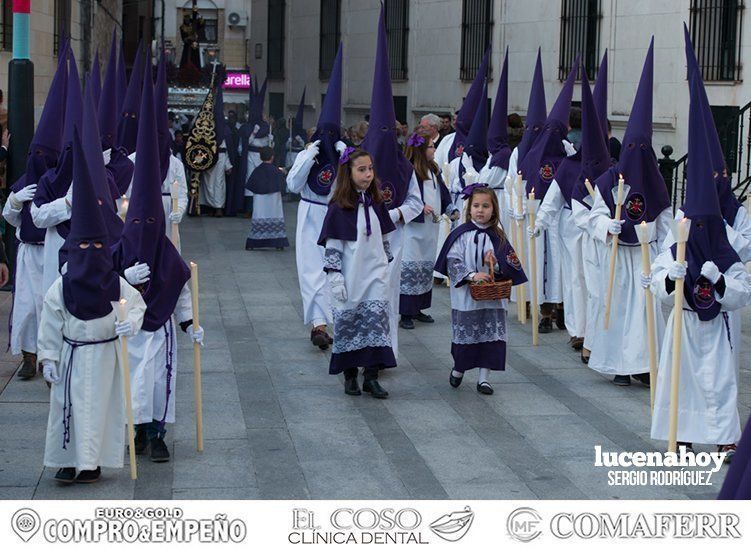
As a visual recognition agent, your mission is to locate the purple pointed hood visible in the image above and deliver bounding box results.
[90,51,102,110]
[594,38,670,244]
[675,69,740,321]
[62,126,120,321]
[516,49,547,165]
[684,23,741,226]
[566,68,612,207]
[155,50,172,181]
[449,47,491,161]
[488,47,511,170]
[32,50,83,238]
[463,81,489,173]
[245,77,270,138]
[306,44,343,196]
[99,32,119,150]
[293,87,307,142]
[116,37,127,116]
[361,4,415,210]
[592,50,608,143]
[113,61,190,332]
[10,40,70,243]
[520,55,579,200]
[117,40,145,154]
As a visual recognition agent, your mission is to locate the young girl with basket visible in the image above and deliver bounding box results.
[318,148,397,398]
[435,185,527,394]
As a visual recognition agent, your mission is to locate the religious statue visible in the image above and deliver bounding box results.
[179,3,204,71]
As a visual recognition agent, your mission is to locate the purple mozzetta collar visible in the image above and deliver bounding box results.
[317,197,396,245]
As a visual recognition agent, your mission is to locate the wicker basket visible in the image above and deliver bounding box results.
[469,257,513,301]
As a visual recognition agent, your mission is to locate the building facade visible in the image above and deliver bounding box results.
[242,0,750,172]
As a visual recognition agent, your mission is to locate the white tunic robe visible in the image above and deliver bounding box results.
[286,151,335,327]
[587,191,671,376]
[572,197,604,350]
[2,198,45,354]
[479,156,511,232]
[126,153,188,252]
[128,282,193,426]
[40,277,146,470]
[242,134,274,197]
[30,188,71,298]
[199,140,233,209]
[385,173,424,357]
[536,180,587,337]
[649,253,751,445]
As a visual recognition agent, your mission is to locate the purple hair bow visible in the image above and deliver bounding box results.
[338,146,357,165]
[461,183,489,200]
[407,133,426,148]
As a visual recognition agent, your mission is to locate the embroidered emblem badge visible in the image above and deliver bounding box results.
[625,193,646,221]
[317,165,334,187]
[693,278,716,309]
[506,250,522,271]
[539,164,554,182]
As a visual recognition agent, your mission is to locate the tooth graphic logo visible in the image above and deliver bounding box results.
[429,506,474,542]
[11,508,41,542]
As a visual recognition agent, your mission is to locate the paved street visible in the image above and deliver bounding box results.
[1,199,749,500]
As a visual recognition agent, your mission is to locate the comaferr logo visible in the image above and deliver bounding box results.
[550,512,741,539]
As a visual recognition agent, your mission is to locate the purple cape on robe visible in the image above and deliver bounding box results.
[317,198,396,246]
[434,222,528,287]
[245,163,286,195]
[412,172,453,224]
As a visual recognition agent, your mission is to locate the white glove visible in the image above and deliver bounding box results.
[640,272,652,289]
[115,320,135,337]
[124,262,151,286]
[563,139,577,157]
[169,210,183,224]
[187,325,205,346]
[512,212,525,221]
[608,219,624,235]
[304,139,321,161]
[334,141,347,154]
[527,226,542,239]
[328,272,347,302]
[668,261,688,281]
[252,124,261,135]
[14,184,37,203]
[700,261,722,284]
[42,361,61,385]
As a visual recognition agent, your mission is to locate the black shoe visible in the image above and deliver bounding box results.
[149,437,170,462]
[399,317,415,329]
[678,441,694,453]
[631,373,651,387]
[538,317,553,333]
[75,467,101,483]
[54,467,76,484]
[133,429,149,455]
[449,371,463,388]
[414,312,435,323]
[310,328,329,350]
[476,381,494,395]
[555,309,566,330]
[612,375,631,386]
[362,379,389,399]
[570,337,584,351]
[16,353,37,380]
[344,376,361,396]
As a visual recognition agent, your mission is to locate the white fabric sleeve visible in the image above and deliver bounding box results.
[174,281,194,325]
[571,200,592,232]
[649,248,675,304]
[2,195,23,227]
[587,187,614,245]
[120,278,147,334]
[732,206,751,241]
[446,232,473,287]
[395,172,424,225]
[286,150,316,194]
[30,197,71,229]
[726,223,751,263]
[37,281,66,365]
[535,180,564,230]
[717,262,751,311]
[171,158,189,217]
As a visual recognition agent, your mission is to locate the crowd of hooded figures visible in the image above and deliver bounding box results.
[3,35,204,484]
[284,8,751,497]
[3,7,751,497]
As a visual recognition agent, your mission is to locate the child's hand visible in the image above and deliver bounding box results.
[423,204,434,215]
[472,272,492,283]
[484,250,496,265]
